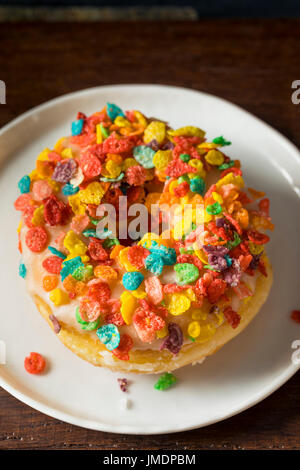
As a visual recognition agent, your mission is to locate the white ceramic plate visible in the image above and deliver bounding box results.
[0,84,299,435]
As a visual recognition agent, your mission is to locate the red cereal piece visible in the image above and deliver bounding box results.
[44,195,68,226]
[103,132,138,154]
[23,204,38,228]
[112,334,133,361]
[79,152,102,178]
[127,245,150,269]
[42,256,63,274]
[24,352,46,375]
[195,272,213,297]
[224,306,241,329]
[165,159,197,178]
[87,280,111,302]
[204,184,217,200]
[104,311,125,327]
[291,310,300,323]
[258,198,270,217]
[145,276,163,305]
[239,254,253,271]
[88,238,108,261]
[25,226,48,252]
[173,181,189,198]
[103,187,122,206]
[79,298,102,322]
[207,279,227,304]
[126,165,147,186]
[138,298,168,318]
[220,167,243,178]
[247,230,270,245]
[14,194,33,211]
[223,212,243,236]
[207,221,230,241]
[176,254,203,271]
[133,307,165,342]
[163,283,188,294]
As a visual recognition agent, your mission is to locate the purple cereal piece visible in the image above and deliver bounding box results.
[203,245,229,257]
[52,159,77,183]
[249,253,261,270]
[49,314,61,334]
[117,378,128,392]
[160,322,183,355]
[208,254,228,271]
[146,139,160,151]
[162,141,175,150]
[215,217,230,229]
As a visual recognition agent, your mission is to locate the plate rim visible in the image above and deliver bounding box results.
[0,83,299,435]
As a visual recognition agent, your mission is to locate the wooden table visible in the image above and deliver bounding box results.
[0,19,299,450]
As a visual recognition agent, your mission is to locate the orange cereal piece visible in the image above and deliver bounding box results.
[94,265,118,280]
[248,187,266,199]
[110,244,124,259]
[43,275,58,292]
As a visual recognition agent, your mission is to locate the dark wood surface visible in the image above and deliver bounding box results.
[0,19,299,450]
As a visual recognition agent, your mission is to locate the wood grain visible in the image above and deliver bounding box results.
[0,19,299,449]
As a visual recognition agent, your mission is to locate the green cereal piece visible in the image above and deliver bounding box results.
[206,201,222,215]
[72,264,93,281]
[133,145,155,169]
[218,160,235,170]
[154,373,177,391]
[226,231,241,250]
[100,124,109,139]
[103,237,120,249]
[212,136,231,147]
[178,174,190,184]
[174,262,199,285]
[179,153,190,162]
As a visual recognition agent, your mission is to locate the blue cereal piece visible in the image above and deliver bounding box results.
[96,324,120,351]
[100,172,124,183]
[62,183,79,196]
[190,176,205,195]
[18,175,31,194]
[60,256,83,281]
[144,254,164,275]
[71,119,84,136]
[133,146,155,169]
[122,271,144,290]
[48,246,66,259]
[106,102,125,121]
[149,241,177,266]
[19,262,27,278]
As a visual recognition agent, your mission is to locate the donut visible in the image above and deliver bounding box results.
[15,104,274,374]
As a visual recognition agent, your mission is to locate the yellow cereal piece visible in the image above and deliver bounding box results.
[49,288,69,306]
[169,180,179,195]
[37,148,50,161]
[103,159,121,178]
[188,321,201,339]
[118,247,137,272]
[193,248,208,264]
[94,265,118,281]
[17,221,22,233]
[54,137,66,153]
[120,291,137,325]
[205,149,224,166]
[191,309,207,321]
[213,311,224,326]
[131,285,147,299]
[196,324,216,343]
[47,178,60,193]
[188,158,206,178]
[168,126,205,139]
[144,121,166,145]
[166,293,191,316]
[63,230,88,256]
[114,116,131,127]
[216,173,244,189]
[32,205,44,226]
[61,147,75,159]
[96,124,103,144]
[153,150,172,171]
[248,242,264,255]
[68,194,86,215]
[28,169,40,182]
[197,142,218,150]
[134,110,147,128]
[185,288,196,302]
[212,191,223,204]
[156,325,168,339]
[78,182,105,205]
[122,158,138,171]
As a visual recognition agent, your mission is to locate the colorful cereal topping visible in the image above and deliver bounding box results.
[154,372,177,391]
[117,377,129,392]
[15,103,274,364]
[24,352,46,375]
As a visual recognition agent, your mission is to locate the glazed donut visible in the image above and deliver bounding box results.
[15,104,273,374]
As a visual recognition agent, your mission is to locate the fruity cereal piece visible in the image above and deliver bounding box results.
[24,352,46,375]
[25,226,48,253]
